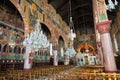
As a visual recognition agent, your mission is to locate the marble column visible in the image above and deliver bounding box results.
[53,50,58,66]
[97,41,104,65]
[24,45,32,69]
[97,20,117,72]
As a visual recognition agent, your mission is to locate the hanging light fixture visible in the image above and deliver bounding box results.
[23,19,50,51]
[104,0,118,11]
[65,46,76,58]
[69,0,76,43]
[65,0,76,58]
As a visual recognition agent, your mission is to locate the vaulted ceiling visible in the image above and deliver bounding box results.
[49,0,120,34]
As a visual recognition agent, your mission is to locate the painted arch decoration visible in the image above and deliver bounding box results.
[77,43,95,55]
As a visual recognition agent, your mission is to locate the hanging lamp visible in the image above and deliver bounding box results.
[69,0,76,42]
[65,0,76,58]
[23,19,50,51]
[104,0,118,11]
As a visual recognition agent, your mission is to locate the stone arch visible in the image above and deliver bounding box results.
[77,43,95,55]
[5,0,69,50]
[42,22,59,45]
[58,35,65,63]
[41,23,52,41]
[60,33,69,49]
[58,36,65,49]
[9,0,29,35]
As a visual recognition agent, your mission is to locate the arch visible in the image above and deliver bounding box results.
[14,46,21,54]
[58,36,65,62]
[58,36,65,48]
[22,47,26,54]
[42,21,60,46]
[9,0,29,35]
[41,23,51,41]
[3,44,12,53]
[77,43,95,54]
[0,0,24,30]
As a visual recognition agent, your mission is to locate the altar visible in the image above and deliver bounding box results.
[76,43,99,66]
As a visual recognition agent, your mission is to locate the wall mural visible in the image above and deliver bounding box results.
[29,4,38,27]
[0,25,25,61]
[0,3,24,30]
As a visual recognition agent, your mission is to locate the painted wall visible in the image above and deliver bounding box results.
[10,0,71,48]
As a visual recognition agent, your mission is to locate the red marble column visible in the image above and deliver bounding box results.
[97,20,117,72]
[97,42,104,65]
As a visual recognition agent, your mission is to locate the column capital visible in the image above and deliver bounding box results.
[97,20,111,34]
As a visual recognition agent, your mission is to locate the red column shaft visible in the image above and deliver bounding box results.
[97,20,117,72]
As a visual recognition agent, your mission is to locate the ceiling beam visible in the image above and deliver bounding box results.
[63,16,93,27]
[60,4,90,17]
[63,13,92,23]
[74,13,93,21]
[61,7,92,21]
[75,19,94,26]
[56,0,69,12]
[58,4,89,13]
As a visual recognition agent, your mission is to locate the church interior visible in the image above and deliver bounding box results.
[0,0,120,80]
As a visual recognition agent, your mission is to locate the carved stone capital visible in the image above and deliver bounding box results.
[97,20,111,34]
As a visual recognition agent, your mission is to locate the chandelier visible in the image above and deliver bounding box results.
[104,0,118,11]
[23,19,50,51]
[65,46,76,58]
[69,0,76,42]
[64,0,76,58]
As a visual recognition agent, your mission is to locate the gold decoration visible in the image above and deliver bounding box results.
[31,3,37,10]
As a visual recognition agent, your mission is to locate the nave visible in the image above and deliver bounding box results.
[0,65,120,80]
[0,0,120,80]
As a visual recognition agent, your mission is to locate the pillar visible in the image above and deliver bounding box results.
[92,0,104,65]
[24,45,32,69]
[97,20,117,72]
[93,0,117,72]
[97,43,104,65]
[53,50,58,66]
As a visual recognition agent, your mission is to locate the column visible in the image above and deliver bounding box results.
[53,50,58,66]
[96,31,104,65]
[24,45,32,69]
[92,0,104,65]
[97,43,104,65]
[97,20,117,72]
[93,0,117,72]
